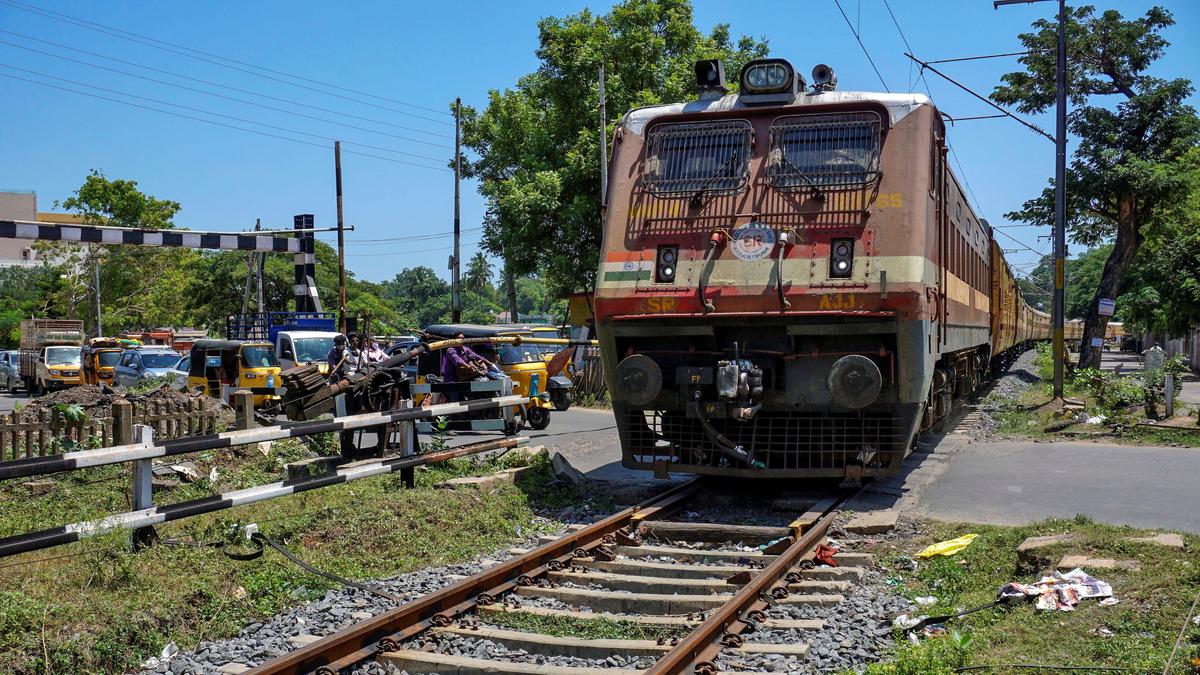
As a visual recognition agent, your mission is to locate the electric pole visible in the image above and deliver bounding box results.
[92,246,102,337]
[995,0,1067,401]
[256,218,264,313]
[335,141,347,334]
[452,97,462,323]
[599,65,608,205]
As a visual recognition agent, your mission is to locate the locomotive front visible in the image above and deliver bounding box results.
[595,58,942,480]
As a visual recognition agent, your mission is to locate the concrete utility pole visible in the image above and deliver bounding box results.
[92,247,101,336]
[256,218,264,313]
[335,141,347,334]
[995,0,1068,401]
[599,65,608,205]
[452,97,463,323]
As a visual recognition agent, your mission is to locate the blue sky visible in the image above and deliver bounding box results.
[1,0,1196,284]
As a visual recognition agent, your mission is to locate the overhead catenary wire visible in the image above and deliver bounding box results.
[338,226,484,245]
[0,0,454,125]
[0,71,451,171]
[0,63,450,166]
[343,239,483,258]
[832,0,891,92]
[0,33,452,147]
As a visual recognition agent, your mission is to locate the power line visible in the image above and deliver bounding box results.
[0,0,453,126]
[832,0,890,92]
[0,31,452,145]
[0,71,451,171]
[339,226,484,244]
[925,50,1033,64]
[344,239,482,258]
[0,63,449,165]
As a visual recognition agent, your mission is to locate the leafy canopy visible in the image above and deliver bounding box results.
[462,0,768,298]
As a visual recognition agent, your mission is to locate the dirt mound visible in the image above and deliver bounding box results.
[20,382,210,418]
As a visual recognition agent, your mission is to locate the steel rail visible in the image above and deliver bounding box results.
[247,477,703,675]
[645,505,841,675]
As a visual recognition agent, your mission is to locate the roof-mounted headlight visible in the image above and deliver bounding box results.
[740,58,797,94]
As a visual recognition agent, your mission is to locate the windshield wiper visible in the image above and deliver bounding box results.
[778,154,826,201]
[689,150,741,207]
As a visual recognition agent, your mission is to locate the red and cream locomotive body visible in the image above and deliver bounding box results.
[594,58,1048,479]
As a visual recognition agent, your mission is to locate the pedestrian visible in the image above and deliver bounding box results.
[326,334,351,381]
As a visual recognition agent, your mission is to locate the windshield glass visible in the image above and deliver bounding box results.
[142,353,180,369]
[768,112,881,188]
[97,351,122,367]
[498,344,543,365]
[294,337,335,363]
[46,347,81,366]
[644,120,752,196]
[241,346,279,368]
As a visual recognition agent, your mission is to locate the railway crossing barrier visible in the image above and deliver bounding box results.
[411,377,516,433]
[0,391,526,558]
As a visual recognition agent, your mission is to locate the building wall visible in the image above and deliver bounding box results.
[0,190,38,267]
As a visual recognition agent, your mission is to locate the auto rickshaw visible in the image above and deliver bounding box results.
[81,338,123,385]
[420,324,557,430]
[187,339,281,408]
[493,324,576,411]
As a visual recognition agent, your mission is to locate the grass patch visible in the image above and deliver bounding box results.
[863,518,1200,673]
[485,610,681,642]
[0,443,579,674]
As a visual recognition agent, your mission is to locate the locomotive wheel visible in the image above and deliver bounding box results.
[527,406,552,430]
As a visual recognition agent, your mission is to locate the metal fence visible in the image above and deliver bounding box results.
[0,397,218,461]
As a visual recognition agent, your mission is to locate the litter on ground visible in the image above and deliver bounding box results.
[915,533,978,558]
[997,567,1115,611]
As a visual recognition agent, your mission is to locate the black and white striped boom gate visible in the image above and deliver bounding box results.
[0,395,525,481]
[412,378,516,433]
[0,215,320,312]
[0,435,525,559]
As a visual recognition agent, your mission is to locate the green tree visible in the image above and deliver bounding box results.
[45,170,191,335]
[1113,155,1200,336]
[993,5,1199,369]
[464,251,495,297]
[462,0,768,298]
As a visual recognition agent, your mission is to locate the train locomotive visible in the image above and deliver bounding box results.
[594,57,1050,480]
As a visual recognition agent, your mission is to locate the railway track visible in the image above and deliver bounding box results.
[244,479,873,675]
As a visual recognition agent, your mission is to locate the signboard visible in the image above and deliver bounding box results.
[1054,258,1065,289]
[730,223,776,261]
[1098,298,1116,316]
[1090,337,1103,347]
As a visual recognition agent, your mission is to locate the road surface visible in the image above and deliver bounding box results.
[919,439,1200,533]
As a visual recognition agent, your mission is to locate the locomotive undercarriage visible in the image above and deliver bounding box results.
[608,318,926,479]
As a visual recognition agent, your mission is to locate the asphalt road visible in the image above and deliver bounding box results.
[920,440,1200,533]
[0,389,30,414]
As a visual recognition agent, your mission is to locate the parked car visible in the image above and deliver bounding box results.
[0,350,22,394]
[169,355,190,389]
[114,347,185,388]
[385,339,421,380]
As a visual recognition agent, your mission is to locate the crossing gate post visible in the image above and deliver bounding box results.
[130,421,157,550]
[233,390,256,431]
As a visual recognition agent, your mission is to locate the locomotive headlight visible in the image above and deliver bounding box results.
[740,58,795,94]
[830,238,854,279]
[656,245,678,283]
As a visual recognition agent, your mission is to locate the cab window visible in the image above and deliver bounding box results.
[498,344,542,365]
[643,120,753,196]
[768,111,882,189]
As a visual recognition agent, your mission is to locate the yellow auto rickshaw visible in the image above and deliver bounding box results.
[420,324,558,430]
[495,323,576,411]
[187,339,281,408]
[81,338,123,385]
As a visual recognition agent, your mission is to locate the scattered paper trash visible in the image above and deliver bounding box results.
[208,466,219,482]
[997,567,1115,612]
[892,613,924,630]
[1192,615,1200,626]
[168,462,201,482]
[921,623,947,638]
[914,595,938,606]
[916,533,978,558]
[1085,414,1107,424]
[159,642,178,661]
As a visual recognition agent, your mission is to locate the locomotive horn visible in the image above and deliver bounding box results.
[828,354,881,409]
[811,64,837,91]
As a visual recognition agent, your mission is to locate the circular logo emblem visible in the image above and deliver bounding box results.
[730,223,776,261]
